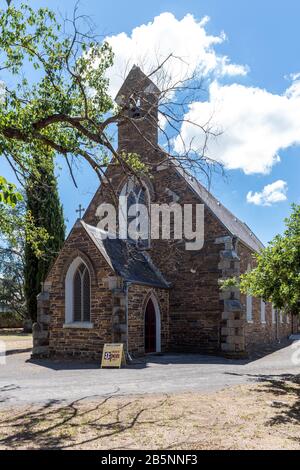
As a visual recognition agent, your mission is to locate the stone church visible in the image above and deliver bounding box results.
[32,66,297,360]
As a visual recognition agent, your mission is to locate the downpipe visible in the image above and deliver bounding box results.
[125,281,132,363]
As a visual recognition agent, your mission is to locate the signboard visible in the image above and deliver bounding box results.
[101,343,126,368]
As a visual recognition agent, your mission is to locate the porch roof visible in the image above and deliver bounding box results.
[81,221,171,289]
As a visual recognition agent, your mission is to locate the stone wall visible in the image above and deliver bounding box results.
[40,222,115,360]
[84,156,231,354]
[32,221,170,360]
[217,237,246,357]
[32,289,51,357]
[151,167,229,354]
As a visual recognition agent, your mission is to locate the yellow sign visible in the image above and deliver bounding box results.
[101,343,126,368]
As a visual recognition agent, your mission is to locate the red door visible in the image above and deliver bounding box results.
[145,299,156,353]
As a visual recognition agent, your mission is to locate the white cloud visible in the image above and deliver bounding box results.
[246,180,288,206]
[100,13,300,177]
[104,12,247,98]
[174,78,300,174]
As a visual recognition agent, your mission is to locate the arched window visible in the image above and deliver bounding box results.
[73,263,90,322]
[65,257,92,326]
[120,178,150,248]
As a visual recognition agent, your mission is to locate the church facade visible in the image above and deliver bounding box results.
[32,67,298,360]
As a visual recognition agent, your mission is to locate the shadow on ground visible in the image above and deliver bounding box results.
[0,373,299,449]
[0,392,176,450]
[27,339,293,371]
[225,371,300,430]
[0,385,21,405]
[7,348,32,356]
[27,354,248,371]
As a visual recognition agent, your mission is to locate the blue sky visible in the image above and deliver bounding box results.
[2,0,300,244]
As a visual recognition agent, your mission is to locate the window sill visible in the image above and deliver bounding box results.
[63,322,94,329]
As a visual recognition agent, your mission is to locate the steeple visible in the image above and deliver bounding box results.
[115,66,160,152]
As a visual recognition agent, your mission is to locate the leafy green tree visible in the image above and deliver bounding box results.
[0,2,121,188]
[0,176,22,208]
[0,187,59,321]
[24,154,65,321]
[0,200,27,319]
[0,244,25,318]
[0,2,212,198]
[221,204,300,316]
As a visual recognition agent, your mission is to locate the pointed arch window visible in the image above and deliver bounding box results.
[64,257,93,328]
[120,178,150,249]
[73,263,90,322]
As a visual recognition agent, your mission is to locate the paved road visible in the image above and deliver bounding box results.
[0,340,299,407]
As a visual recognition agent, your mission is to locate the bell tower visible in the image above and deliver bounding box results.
[115,66,160,154]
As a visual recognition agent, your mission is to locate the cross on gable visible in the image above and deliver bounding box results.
[76,204,85,219]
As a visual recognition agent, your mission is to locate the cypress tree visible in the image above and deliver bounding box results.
[24,154,65,322]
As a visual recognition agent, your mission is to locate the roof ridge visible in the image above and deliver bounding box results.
[192,177,264,247]
[171,161,264,252]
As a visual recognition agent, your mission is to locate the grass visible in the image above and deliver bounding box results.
[0,378,299,450]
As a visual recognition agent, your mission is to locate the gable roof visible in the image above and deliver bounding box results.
[81,221,170,289]
[174,164,264,253]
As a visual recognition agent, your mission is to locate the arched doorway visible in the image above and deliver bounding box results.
[144,296,161,353]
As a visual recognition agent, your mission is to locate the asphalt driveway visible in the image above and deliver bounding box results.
[0,337,299,407]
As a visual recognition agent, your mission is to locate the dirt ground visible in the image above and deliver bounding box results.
[0,330,299,450]
[0,329,32,353]
[0,377,299,450]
